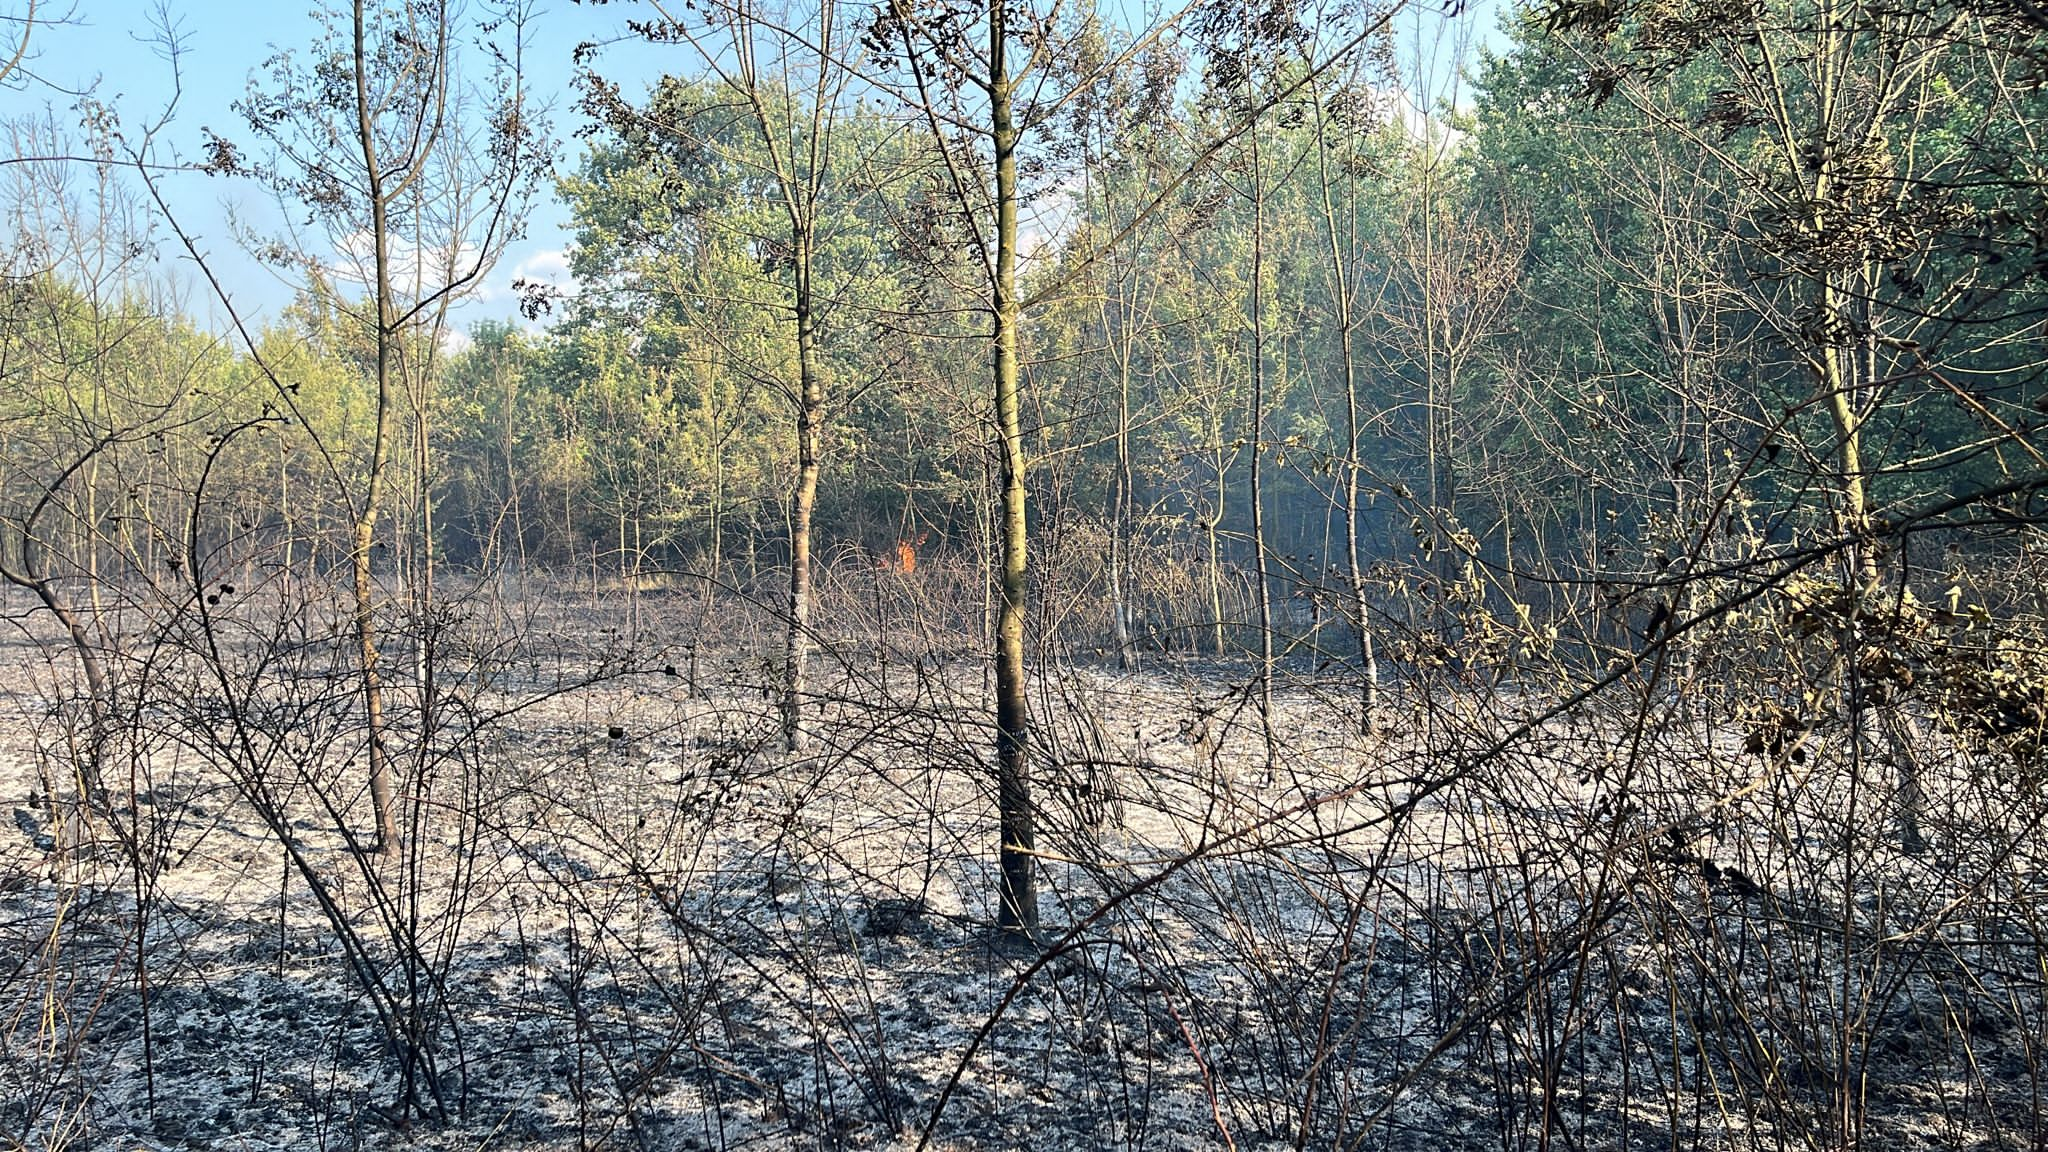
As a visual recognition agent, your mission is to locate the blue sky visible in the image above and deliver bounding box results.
[0,1,673,334]
[0,1,1503,337]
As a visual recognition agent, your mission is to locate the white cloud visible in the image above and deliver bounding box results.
[511,247,572,286]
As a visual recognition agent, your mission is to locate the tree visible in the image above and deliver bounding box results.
[1307,70,1393,730]
[1530,0,2048,570]
[227,0,543,853]
[866,0,1406,934]
[581,0,914,750]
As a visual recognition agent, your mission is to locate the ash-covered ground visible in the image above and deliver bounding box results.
[1,588,2038,1151]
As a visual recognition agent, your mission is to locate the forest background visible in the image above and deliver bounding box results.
[3,0,2047,1145]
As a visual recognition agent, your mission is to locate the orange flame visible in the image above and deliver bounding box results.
[877,531,929,574]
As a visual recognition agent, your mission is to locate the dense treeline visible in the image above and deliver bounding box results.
[4,0,2041,881]
[14,0,2039,633]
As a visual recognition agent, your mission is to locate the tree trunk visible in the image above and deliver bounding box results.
[784,258,822,753]
[1247,90,1277,766]
[1314,90,1378,736]
[1206,463,1227,657]
[354,0,401,857]
[991,13,1037,936]
[1110,348,1135,670]
[414,359,437,740]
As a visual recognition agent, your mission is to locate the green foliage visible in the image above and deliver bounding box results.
[8,0,2040,622]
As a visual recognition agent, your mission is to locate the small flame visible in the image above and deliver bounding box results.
[877,531,929,574]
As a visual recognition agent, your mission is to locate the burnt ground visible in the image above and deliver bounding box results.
[1,587,2041,1151]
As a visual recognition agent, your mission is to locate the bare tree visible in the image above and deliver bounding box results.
[223,0,543,852]
[1308,71,1386,733]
